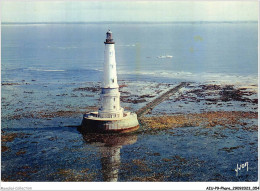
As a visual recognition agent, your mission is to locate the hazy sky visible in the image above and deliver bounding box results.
[1,1,258,22]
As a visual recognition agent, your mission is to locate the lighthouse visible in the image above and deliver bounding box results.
[81,30,139,133]
[98,30,124,119]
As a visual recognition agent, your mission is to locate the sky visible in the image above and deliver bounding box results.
[1,1,258,23]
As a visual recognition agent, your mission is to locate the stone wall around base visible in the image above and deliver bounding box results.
[81,113,139,132]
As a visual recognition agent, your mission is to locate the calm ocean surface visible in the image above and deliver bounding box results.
[2,22,258,85]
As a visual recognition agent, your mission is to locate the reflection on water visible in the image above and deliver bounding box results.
[100,146,121,182]
[81,133,137,181]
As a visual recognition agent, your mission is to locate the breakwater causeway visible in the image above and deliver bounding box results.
[136,82,189,117]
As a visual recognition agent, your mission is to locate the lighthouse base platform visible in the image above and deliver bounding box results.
[80,111,139,133]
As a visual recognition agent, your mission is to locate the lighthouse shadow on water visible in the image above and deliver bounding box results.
[80,30,139,133]
[80,132,138,181]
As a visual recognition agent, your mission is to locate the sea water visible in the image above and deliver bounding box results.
[2,22,258,85]
[1,22,258,182]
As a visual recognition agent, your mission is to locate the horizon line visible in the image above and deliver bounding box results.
[1,20,258,25]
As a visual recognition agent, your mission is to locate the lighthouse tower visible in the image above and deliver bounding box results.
[98,30,124,119]
[81,30,139,133]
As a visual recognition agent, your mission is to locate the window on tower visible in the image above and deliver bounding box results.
[112,79,114,83]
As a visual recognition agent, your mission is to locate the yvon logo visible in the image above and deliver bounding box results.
[235,162,248,176]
